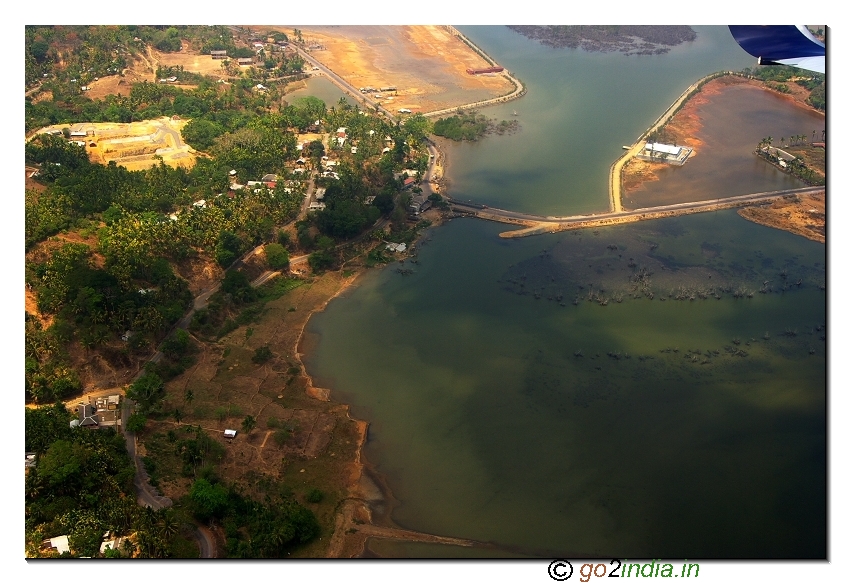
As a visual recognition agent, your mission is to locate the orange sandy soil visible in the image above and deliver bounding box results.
[36,118,197,171]
[738,191,825,243]
[259,25,514,113]
[622,75,825,242]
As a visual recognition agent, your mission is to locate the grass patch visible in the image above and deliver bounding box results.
[258,277,305,301]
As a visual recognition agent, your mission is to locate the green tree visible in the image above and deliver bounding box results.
[252,345,273,364]
[126,372,165,414]
[190,478,229,521]
[264,243,290,270]
[125,413,148,433]
[241,415,257,436]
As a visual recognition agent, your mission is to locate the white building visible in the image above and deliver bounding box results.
[637,142,693,166]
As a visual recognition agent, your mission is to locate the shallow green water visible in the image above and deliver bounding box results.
[303,27,826,558]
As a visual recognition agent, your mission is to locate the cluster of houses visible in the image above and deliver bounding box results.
[40,532,131,557]
[209,36,294,66]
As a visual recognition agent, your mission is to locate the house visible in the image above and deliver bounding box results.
[224,429,237,439]
[308,202,326,211]
[77,403,99,427]
[93,395,121,427]
[403,177,416,189]
[237,57,254,66]
[210,50,228,59]
[42,535,71,555]
[100,535,128,555]
[386,242,407,252]
[253,83,267,92]
[336,127,347,138]
[409,193,432,216]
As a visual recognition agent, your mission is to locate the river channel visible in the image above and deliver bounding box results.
[302,26,826,558]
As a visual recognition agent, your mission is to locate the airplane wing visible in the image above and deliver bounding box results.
[728,25,825,74]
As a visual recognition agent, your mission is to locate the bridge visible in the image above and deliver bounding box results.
[447,186,824,238]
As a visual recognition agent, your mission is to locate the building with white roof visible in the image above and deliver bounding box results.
[637,142,694,166]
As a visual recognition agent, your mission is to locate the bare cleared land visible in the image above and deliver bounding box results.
[35,117,197,171]
[261,25,515,114]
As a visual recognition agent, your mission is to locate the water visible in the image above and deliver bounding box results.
[284,76,347,107]
[303,26,826,558]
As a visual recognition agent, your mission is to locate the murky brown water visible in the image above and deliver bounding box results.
[624,84,825,208]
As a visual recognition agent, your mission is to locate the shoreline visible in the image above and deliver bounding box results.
[292,217,483,557]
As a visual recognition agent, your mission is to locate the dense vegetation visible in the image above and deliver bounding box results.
[25,403,321,558]
[432,110,518,141]
[189,476,320,557]
[507,25,697,54]
[24,25,441,558]
[25,403,185,558]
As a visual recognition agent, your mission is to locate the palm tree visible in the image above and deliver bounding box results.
[780,137,785,149]
[157,510,180,542]
[812,130,817,144]
[172,408,182,425]
[242,415,257,437]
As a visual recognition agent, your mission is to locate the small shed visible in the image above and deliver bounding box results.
[224,429,237,439]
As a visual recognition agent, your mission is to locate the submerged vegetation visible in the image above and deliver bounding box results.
[507,25,697,54]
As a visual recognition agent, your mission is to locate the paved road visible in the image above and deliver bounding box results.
[449,186,824,237]
[293,48,396,120]
[608,72,726,213]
